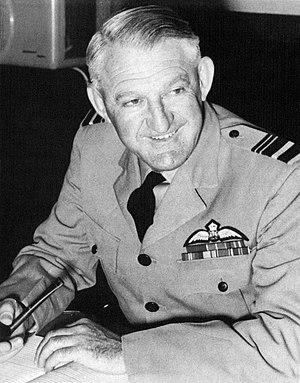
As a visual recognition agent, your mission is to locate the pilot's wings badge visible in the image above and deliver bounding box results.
[182,219,250,261]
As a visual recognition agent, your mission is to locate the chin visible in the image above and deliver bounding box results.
[144,150,189,172]
[150,159,185,172]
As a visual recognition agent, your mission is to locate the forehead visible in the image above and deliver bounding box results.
[101,39,197,89]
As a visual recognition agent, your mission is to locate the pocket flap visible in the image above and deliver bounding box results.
[177,255,253,296]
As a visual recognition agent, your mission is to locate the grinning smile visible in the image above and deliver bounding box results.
[150,129,178,140]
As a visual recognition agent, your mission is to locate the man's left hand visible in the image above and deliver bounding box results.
[35,318,126,374]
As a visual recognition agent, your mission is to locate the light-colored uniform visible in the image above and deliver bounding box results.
[1,102,300,382]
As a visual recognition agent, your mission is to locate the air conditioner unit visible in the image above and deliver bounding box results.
[0,0,96,69]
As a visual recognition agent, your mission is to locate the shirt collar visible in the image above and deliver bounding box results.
[139,160,177,184]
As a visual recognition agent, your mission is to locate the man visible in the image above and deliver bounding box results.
[0,5,300,382]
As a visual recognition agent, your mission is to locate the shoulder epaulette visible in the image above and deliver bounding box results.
[251,132,300,164]
[222,125,300,165]
[80,108,105,128]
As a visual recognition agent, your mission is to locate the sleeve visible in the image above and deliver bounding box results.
[122,165,300,383]
[0,125,100,329]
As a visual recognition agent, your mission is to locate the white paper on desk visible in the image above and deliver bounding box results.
[0,334,44,383]
[29,363,129,383]
[0,333,129,383]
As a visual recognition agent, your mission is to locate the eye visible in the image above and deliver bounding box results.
[170,87,186,95]
[123,98,142,107]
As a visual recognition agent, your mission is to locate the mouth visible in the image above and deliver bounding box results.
[150,130,177,140]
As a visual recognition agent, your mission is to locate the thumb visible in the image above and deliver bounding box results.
[0,312,14,326]
[0,299,18,326]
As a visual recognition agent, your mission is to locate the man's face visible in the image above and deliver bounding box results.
[98,40,206,172]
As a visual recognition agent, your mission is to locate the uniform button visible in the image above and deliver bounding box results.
[145,302,159,312]
[138,253,152,266]
[91,244,98,254]
[229,129,239,138]
[218,281,228,292]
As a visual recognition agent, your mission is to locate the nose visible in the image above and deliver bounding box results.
[147,100,174,133]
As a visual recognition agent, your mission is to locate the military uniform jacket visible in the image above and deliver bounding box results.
[1,102,300,382]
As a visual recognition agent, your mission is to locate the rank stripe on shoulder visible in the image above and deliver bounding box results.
[261,136,288,157]
[251,133,300,164]
[251,133,274,153]
[267,141,294,159]
[277,144,300,163]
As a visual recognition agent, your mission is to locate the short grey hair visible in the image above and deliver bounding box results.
[86,5,200,85]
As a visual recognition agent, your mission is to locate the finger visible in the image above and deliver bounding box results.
[67,318,119,341]
[0,341,11,353]
[0,337,24,363]
[10,322,27,338]
[9,336,24,350]
[44,345,125,375]
[36,320,95,361]
[35,326,80,362]
[35,334,78,368]
[43,346,76,372]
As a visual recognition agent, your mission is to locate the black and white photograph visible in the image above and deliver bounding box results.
[0,1,299,382]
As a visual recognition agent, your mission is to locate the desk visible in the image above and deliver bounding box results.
[0,312,129,383]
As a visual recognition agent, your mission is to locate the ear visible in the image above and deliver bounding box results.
[198,56,214,101]
[87,84,111,123]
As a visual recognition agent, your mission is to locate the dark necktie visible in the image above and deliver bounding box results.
[127,171,165,241]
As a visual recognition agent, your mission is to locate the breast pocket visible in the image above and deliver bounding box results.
[177,255,253,298]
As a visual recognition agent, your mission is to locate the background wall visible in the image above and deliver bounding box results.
[0,1,299,318]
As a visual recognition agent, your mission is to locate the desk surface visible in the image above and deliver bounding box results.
[0,334,129,383]
[0,311,129,383]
